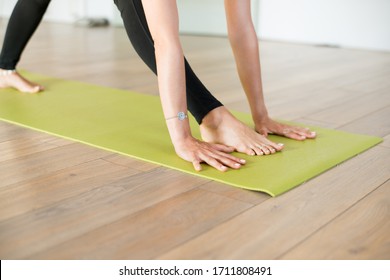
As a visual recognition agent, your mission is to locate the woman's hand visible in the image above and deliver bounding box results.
[255,117,316,140]
[173,136,246,172]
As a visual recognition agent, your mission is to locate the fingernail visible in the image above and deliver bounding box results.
[278,143,284,146]
[234,163,241,167]
[240,159,246,164]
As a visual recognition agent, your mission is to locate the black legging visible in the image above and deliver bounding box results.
[0,0,51,70]
[0,0,223,124]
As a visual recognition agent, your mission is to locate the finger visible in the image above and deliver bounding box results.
[192,160,202,172]
[211,143,235,153]
[307,131,316,138]
[292,127,316,139]
[200,142,244,164]
[212,152,243,169]
[293,126,310,136]
[285,130,307,140]
[214,150,246,165]
[299,127,316,138]
[284,125,317,140]
[201,154,228,172]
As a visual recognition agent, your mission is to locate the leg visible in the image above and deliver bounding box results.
[0,0,51,93]
[114,0,283,155]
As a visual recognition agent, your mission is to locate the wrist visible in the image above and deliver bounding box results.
[165,117,192,145]
[253,111,270,124]
[165,111,188,121]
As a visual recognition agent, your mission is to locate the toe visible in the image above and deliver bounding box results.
[267,145,277,154]
[252,146,264,156]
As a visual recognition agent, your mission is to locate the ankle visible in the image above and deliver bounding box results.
[0,69,16,76]
[200,106,230,129]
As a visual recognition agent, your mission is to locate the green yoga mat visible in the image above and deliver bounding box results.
[0,72,382,196]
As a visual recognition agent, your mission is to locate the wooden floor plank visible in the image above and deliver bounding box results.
[0,143,112,187]
[338,106,390,137]
[292,118,339,129]
[0,159,137,221]
[381,134,390,148]
[199,181,270,206]
[280,180,390,259]
[102,154,158,172]
[340,70,390,94]
[0,121,61,144]
[0,168,208,259]
[39,136,76,147]
[158,147,390,259]
[0,136,61,162]
[30,188,252,259]
[309,88,390,127]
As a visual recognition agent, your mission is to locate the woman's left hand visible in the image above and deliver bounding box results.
[255,117,316,140]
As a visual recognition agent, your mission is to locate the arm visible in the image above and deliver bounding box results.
[224,0,316,140]
[224,0,268,124]
[141,0,189,141]
[141,0,244,171]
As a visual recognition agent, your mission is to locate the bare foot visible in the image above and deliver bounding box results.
[200,107,284,156]
[0,69,43,93]
[255,118,316,141]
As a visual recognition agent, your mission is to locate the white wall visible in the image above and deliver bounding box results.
[177,0,390,51]
[258,0,390,51]
[177,0,260,35]
[1,0,389,51]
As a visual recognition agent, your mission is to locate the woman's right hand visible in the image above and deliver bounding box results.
[173,136,246,172]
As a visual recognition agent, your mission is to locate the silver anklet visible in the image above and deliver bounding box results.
[0,69,16,76]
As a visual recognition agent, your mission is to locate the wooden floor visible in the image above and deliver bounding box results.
[0,21,389,260]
